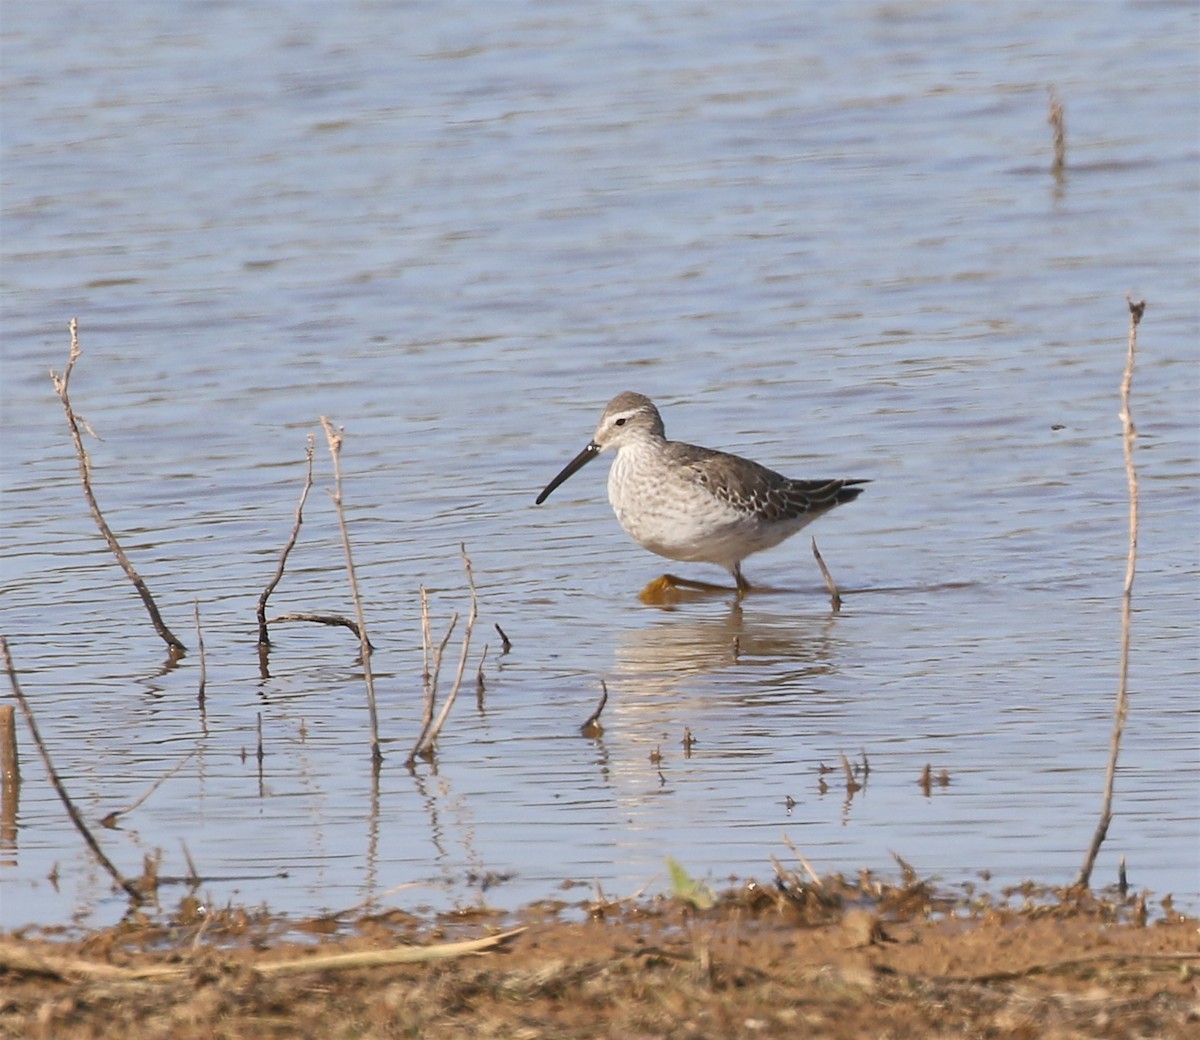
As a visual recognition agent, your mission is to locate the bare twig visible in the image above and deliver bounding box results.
[1076,299,1144,889]
[0,927,527,982]
[1,704,18,847]
[475,643,488,708]
[838,752,861,794]
[256,711,265,796]
[50,319,185,657]
[580,679,608,737]
[320,417,381,763]
[193,600,207,710]
[1048,87,1066,176]
[412,586,437,756]
[494,623,512,655]
[409,600,457,763]
[0,704,18,786]
[180,840,201,886]
[100,750,197,828]
[1,637,143,903]
[782,833,824,888]
[257,436,315,649]
[811,538,842,612]
[267,612,375,647]
[413,545,479,761]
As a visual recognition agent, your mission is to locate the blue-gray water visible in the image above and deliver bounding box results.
[2,0,1197,930]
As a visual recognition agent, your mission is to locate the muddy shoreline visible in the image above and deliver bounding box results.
[3,870,1196,1039]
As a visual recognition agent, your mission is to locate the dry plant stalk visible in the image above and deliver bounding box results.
[50,319,185,657]
[1076,299,1144,888]
[580,679,608,737]
[100,750,197,828]
[782,833,824,888]
[0,927,526,982]
[0,704,18,787]
[1,704,18,849]
[1048,88,1066,175]
[410,586,457,761]
[193,600,207,708]
[1,637,143,904]
[320,417,382,763]
[810,537,842,611]
[408,546,479,764]
[257,435,315,649]
[266,612,374,644]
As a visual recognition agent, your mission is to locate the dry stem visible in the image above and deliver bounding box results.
[257,435,315,649]
[100,750,197,828]
[1,637,143,904]
[1076,298,1144,888]
[580,679,608,737]
[320,417,381,763]
[0,927,526,982]
[810,537,842,611]
[50,319,185,657]
[410,546,479,762]
[1048,88,1066,175]
[193,600,206,709]
[267,612,375,646]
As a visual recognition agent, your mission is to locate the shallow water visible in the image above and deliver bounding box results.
[2,1,1198,929]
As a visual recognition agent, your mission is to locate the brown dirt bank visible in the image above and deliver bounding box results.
[2,875,1197,1039]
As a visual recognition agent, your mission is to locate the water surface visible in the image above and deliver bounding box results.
[2,0,1197,929]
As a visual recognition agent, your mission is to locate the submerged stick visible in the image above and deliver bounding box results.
[100,750,197,828]
[811,537,842,612]
[411,586,437,758]
[1,637,143,903]
[1048,87,1066,176]
[193,600,207,710]
[0,704,18,851]
[257,435,315,649]
[321,417,382,763]
[0,704,18,787]
[580,679,608,737]
[1076,299,1144,889]
[267,612,375,647]
[50,319,185,657]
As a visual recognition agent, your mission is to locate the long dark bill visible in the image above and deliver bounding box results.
[535,442,601,504]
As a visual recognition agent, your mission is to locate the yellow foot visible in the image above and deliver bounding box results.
[638,573,739,605]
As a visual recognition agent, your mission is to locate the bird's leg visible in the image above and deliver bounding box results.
[638,573,738,604]
[733,564,751,598]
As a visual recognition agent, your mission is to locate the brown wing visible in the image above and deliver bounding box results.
[670,443,867,523]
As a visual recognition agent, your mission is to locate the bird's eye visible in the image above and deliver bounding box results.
[615,418,627,426]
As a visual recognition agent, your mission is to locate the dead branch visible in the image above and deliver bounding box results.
[782,833,824,888]
[1,637,143,904]
[257,435,315,648]
[411,545,479,761]
[267,612,375,648]
[411,585,437,757]
[1076,299,1144,888]
[0,927,527,982]
[50,319,185,657]
[1048,87,1066,175]
[580,679,608,737]
[100,749,197,828]
[320,417,381,763]
[810,537,842,611]
[193,600,207,710]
